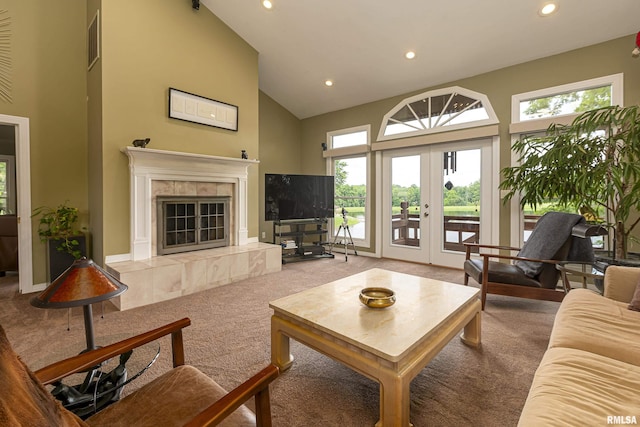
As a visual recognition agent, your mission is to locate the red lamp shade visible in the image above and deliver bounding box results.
[31,258,127,309]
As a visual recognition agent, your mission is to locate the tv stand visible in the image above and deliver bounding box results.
[273,219,334,264]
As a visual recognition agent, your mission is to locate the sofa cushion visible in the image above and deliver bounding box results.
[0,325,88,427]
[518,347,640,427]
[629,275,640,311]
[548,288,640,366]
[85,365,256,427]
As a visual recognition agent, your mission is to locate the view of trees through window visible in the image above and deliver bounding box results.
[334,158,366,239]
[519,85,612,121]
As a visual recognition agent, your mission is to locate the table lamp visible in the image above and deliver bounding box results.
[31,257,128,351]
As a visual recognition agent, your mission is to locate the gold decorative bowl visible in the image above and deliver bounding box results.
[359,287,396,309]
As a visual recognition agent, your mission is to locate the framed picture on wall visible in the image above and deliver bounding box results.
[168,87,238,131]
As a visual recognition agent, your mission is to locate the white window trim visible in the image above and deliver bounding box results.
[510,73,624,134]
[377,86,499,142]
[324,124,371,158]
[508,73,624,248]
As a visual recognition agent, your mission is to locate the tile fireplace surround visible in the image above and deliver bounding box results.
[105,147,281,311]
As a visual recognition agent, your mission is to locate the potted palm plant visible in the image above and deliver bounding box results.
[500,105,640,261]
[32,202,87,280]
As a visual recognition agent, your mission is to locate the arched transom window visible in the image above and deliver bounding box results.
[378,86,498,141]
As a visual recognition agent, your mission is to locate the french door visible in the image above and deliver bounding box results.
[381,139,494,268]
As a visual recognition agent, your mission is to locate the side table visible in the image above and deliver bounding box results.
[556,262,604,294]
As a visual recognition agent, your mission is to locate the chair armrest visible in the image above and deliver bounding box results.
[464,242,522,252]
[184,364,280,427]
[34,317,191,385]
[478,251,560,265]
[603,265,640,303]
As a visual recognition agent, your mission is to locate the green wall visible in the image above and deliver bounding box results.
[97,1,259,259]
[300,34,640,252]
[0,1,88,283]
[258,91,303,242]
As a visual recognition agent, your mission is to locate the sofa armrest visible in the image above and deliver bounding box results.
[603,265,640,303]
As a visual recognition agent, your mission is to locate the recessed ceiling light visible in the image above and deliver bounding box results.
[325,80,334,87]
[262,0,273,10]
[405,51,416,60]
[539,2,558,16]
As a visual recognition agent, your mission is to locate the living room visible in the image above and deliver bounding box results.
[1,0,640,425]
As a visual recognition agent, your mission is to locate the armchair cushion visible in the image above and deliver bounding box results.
[464,259,543,288]
[0,325,88,427]
[86,365,256,427]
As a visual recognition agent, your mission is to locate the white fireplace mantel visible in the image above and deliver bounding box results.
[122,147,259,261]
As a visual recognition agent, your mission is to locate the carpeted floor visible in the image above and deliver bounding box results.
[0,257,559,426]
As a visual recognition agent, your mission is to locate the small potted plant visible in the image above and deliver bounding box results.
[32,202,87,280]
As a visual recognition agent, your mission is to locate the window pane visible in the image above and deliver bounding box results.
[391,155,420,248]
[381,88,496,138]
[334,157,366,240]
[332,130,367,148]
[442,149,480,253]
[519,85,612,121]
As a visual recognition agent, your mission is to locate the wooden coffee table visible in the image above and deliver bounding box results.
[270,268,481,427]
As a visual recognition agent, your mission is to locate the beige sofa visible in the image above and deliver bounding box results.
[519,265,640,426]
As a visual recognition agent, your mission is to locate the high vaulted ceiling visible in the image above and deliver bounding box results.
[201,0,640,119]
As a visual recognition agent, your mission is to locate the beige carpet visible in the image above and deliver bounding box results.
[0,257,559,426]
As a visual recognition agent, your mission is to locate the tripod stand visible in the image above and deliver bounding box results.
[332,208,358,262]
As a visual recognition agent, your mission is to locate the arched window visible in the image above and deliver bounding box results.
[377,86,498,141]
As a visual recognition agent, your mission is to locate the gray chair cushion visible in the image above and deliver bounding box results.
[464,259,543,288]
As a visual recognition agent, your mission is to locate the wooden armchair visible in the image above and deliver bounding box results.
[463,242,567,310]
[463,212,595,310]
[0,318,279,427]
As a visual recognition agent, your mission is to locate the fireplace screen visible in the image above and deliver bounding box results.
[157,197,230,255]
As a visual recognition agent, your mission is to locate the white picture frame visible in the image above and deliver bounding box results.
[168,87,238,131]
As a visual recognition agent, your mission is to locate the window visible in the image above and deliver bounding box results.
[512,74,623,124]
[0,155,16,215]
[333,156,368,243]
[378,86,498,141]
[326,125,371,246]
[509,74,624,248]
[331,129,367,149]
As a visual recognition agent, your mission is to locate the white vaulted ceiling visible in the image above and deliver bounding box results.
[202,0,640,119]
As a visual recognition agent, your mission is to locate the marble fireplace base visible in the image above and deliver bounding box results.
[105,242,281,311]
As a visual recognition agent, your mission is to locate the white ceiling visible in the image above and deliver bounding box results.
[201,0,640,119]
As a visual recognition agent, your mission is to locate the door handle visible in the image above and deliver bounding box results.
[424,212,429,217]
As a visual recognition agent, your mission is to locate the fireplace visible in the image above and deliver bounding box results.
[121,147,258,261]
[105,147,281,312]
[157,196,230,255]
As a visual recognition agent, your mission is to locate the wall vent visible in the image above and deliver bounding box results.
[0,10,13,103]
[87,10,100,70]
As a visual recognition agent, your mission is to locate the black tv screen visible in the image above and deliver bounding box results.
[265,174,334,221]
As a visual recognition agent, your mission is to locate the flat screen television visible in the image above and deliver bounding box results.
[265,174,334,221]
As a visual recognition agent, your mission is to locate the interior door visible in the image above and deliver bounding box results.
[381,139,493,268]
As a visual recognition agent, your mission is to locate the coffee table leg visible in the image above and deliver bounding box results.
[271,315,294,371]
[460,309,481,347]
[376,373,412,427]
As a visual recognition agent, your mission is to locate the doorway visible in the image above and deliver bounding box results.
[381,138,495,268]
[0,114,33,294]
